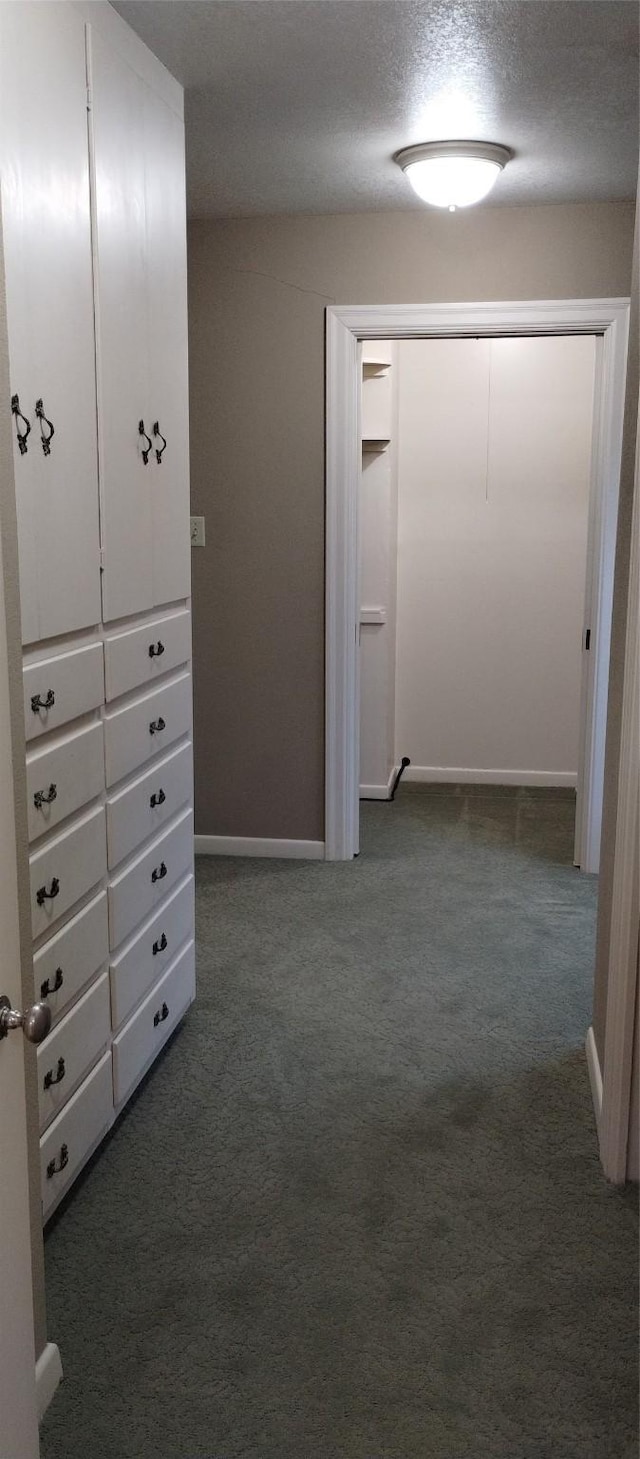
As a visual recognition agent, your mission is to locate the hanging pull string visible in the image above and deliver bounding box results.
[485,339,493,503]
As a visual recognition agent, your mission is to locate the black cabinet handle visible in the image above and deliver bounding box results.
[46,1143,68,1179]
[153,932,168,956]
[152,420,167,463]
[138,419,152,464]
[43,1056,66,1090]
[35,398,55,456]
[36,877,60,907]
[151,861,167,884]
[41,967,64,999]
[31,690,55,713]
[150,788,166,809]
[149,716,166,735]
[34,783,57,810]
[149,640,165,658]
[153,1001,169,1027]
[11,394,31,455]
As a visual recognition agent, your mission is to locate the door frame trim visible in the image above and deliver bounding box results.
[596,391,639,1182]
[325,298,630,867]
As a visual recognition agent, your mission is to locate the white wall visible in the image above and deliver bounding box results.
[394,334,596,785]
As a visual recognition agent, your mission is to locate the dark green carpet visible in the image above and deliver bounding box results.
[41,786,638,1459]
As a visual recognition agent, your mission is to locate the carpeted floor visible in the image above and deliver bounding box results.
[41,786,638,1459]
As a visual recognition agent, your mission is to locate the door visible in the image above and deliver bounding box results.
[88,27,154,623]
[0,2,101,646]
[0,436,40,1458]
[144,85,190,607]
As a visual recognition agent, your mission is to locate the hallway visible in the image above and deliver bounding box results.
[41,787,638,1458]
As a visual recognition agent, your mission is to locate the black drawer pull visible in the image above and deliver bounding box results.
[153,932,168,956]
[43,1056,66,1090]
[138,419,152,464]
[46,1143,68,1179]
[31,690,55,713]
[41,967,64,999]
[153,1001,169,1027]
[34,782,57,810]
[35,398,55,456]
[150,788,166,809]
[149,716,166,735]
[149,640,165,658]
[36,877,60,907]
[11,393,31,454]
[153,421,167,463]
[151,861,167,884]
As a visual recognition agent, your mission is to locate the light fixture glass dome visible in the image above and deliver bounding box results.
[394,141,512,210]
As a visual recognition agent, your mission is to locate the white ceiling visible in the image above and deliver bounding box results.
[113,1,639,219]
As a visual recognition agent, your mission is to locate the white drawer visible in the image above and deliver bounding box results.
[110,875,194,1029]
[112,939,195,1107]
[23,642,104,743]
[33,890,109,1024]
[108,809,193,949]
[104,608,191,702]
[37,971,110,1133]
[106,741,193,868]
[26,721,104,843]
[29,805,107,941]
[41,1051,113,1221]
[103,671,191,788]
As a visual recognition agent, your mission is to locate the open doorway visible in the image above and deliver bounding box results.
[325,300,630,871]
[358,332,596,867]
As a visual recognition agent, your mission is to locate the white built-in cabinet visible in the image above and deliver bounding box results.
[0,3,101,646]
[0,1,195,1222]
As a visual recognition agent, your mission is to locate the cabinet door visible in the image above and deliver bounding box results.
[0,2,101,645]
[144,86,191,607]
[88,29,153,623]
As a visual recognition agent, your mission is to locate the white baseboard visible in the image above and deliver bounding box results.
[36,1342,62,1421]
[586,1025,603,1131]
[360,764,398,801]
[403,765,577,788]
[194,836,325,860]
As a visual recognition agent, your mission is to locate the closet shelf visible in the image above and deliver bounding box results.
[362,438,391,453]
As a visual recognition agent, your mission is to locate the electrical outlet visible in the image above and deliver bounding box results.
[190,516,206,547]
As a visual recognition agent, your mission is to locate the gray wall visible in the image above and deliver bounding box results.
[188,201,635,842]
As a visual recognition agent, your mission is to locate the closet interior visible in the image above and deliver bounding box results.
[359,334,596,822]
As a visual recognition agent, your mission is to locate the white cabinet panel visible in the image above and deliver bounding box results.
[112,940,195,1107]
[0,2,101,644]
[110,874,194,1029]
[108,808,193,949]
[103,671,192,787]
[106,740,192,868]
[29,805,107,941]
[40,1052,113,1221]
[26,721,104,843]
[104,608,191,702]
[23,641,104,743]
[88,28,153,623]
[33,891,109,1025]
[37,971,110,1132]
[144,85,191,607]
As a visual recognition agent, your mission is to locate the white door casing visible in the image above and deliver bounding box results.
[325,300,630,873]
[0,200,40,1459]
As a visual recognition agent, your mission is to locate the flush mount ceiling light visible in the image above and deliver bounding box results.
[394,140,513,211]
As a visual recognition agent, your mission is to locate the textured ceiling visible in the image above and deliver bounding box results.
[113,0,639,218]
